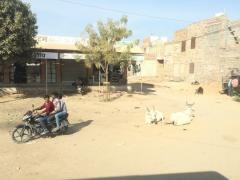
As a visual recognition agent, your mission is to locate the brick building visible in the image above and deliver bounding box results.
[140,36,167,78]
[163,15,240,82]
[141,15,240,83]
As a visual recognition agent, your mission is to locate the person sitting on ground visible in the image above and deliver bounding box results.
[34,95,54,135]
[52,94,68,132]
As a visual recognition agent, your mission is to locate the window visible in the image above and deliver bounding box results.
[26,63,41,83]
[47,61,56,83]
[181,41,186,52]
[191,37,196,49]
[189,63,194,74]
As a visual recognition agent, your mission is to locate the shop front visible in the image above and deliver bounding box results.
[0,35,144,87]
[0,51,88,87]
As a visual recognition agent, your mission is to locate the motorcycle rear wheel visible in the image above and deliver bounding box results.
[12,125,32,144]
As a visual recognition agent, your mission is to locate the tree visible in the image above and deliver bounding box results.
[77,16,136,83]
[0,0,37,62]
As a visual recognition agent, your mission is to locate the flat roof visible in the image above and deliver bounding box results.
[35,35,144,54]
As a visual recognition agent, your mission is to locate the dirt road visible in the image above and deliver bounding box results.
[0,82,239,179]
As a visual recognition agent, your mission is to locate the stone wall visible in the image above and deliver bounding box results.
[163,15,240,83]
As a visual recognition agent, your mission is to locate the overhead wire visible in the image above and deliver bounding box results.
[56,0,192,23]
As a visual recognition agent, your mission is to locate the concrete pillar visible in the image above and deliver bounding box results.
[40,60,46,83]
[56,60,61,83]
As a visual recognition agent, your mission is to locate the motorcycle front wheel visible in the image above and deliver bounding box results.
[12,125,32,144]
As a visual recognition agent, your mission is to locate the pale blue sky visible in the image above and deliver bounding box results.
[23,0,240,40]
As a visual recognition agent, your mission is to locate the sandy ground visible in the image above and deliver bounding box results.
[0,81,240,180]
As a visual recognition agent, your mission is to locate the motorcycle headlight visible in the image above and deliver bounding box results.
[22,115,30,121]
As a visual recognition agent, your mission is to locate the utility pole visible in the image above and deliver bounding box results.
[139,63,143,94]
[45,59,48,95]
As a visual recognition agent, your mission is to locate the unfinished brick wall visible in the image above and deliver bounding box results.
[163,15,240,83]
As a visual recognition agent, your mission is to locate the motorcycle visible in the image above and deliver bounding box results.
[72,78,87,95]
[77,85,86,95]
[11,106,69,144]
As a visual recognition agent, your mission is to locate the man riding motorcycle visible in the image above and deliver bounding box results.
[11,94,69,143]
[34,95,54,135]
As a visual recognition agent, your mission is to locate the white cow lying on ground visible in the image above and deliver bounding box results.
[170,102,195,126]
[145,107,164,124]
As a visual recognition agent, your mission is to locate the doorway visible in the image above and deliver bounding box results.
[14,62,27,83]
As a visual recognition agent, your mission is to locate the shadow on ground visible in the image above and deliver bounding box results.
[107,83,156,101]
[0,95,28,104]
[65,120,93,135]
[0,83,154,100]
[125,83,156,95]
[108,92,125,102]
[0,84,84,99]
[29,120,93,141]
[0,121,18,131]
[74,171,228,180]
